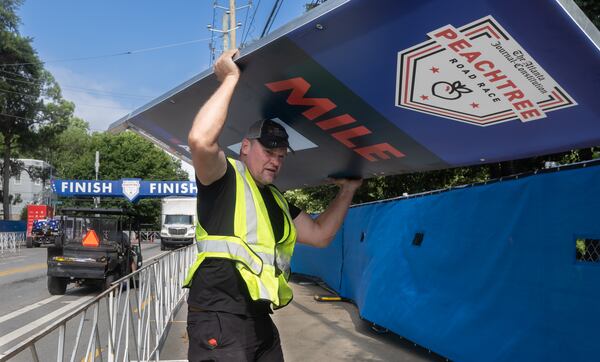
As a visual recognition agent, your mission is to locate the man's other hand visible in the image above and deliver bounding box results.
[214,49,240,82]
[331,178,363,193]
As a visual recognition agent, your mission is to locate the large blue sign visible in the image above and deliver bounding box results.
[51,179,197,202]
[109,0,600,191]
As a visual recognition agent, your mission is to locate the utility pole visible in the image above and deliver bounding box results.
[229,0,237,50]
[223,11,230,51]
[208,1,250,59]
[94,151,100,209]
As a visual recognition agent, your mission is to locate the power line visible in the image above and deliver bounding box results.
[241,0,252,46]
[0,37,213,68]
[58,86,151,100]
[241,0,262,46]
[0,88,42,99]
[64,102,131,110]
[0,71,153,100]
[266,0,284,35]
[268,0,285,35]
[0,68,45,83]
[0,89,132,110]
[0,112,38,122]
[260,0,284,38]
[0,112,106,132]
[124,37,212,54]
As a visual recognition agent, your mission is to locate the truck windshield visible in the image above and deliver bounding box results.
[63,216,122,244]
[165,215,192,224]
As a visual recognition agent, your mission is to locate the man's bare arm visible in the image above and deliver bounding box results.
[188,49,240,186]
[294,179,362,248]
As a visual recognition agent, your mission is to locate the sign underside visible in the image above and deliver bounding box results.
[109,0,600,190]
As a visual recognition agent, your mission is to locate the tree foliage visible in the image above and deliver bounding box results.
[287,147,598,214]
[83,130,189,228]
[286,164,491,213]
[0,0,73,219]
[40,124,188,182]
[576,0,600,29]
[1,1,188,225]
[26,120,189,227]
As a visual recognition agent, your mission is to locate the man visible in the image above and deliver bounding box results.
[184,49,362,362]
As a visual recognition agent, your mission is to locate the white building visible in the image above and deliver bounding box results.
[0,159,54,220]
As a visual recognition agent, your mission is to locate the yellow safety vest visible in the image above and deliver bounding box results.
[183,158,297,309]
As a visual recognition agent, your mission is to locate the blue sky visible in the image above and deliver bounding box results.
[18,0,307,132]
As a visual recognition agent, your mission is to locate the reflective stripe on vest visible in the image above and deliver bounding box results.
[196,238,263,275]
[270,187,293,277]
[231,160,259,246]
[183,158,297,308]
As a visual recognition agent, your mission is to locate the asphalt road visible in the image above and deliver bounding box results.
[0,241,163,359]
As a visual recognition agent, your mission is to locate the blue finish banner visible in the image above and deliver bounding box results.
[292,162,600,362]
[51,179,197,202]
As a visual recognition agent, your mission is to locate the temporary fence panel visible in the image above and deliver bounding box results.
[293,221,344,291]
[0,232,24,257]
[139,231,160,243]
[0,245,196,362]
[292,162,600,362]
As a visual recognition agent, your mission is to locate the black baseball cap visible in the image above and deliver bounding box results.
[246,119,294,153]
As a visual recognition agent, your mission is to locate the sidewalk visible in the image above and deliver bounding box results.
[160,276,448,361]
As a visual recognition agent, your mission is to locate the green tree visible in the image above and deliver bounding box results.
[21,112,189,227]
[87,131,189,228]
[45,129,188,227]
[576,0,600,29]
[33,117,91,180]
[286,164,490,213]
[0,0,72,219]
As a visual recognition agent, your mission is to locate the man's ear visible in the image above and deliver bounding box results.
[240,138,251,156]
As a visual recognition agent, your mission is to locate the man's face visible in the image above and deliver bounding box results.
[241,139,287,186]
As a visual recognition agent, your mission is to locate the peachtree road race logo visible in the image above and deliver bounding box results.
[121,179,140,202]
[396,16,576,126]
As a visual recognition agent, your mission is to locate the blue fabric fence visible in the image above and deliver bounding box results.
[0,221,26,233]
[292,163,600,362]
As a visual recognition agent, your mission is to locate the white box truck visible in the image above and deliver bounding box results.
[160,197,196,250]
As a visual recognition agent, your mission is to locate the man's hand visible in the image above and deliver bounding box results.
[331,178,363,193]
[294,177,362,248]
[214,49,240,82]
[189,49,240,186]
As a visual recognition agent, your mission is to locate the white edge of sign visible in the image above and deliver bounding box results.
[556,0,600,52]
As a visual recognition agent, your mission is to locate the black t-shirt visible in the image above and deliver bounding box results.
[188,161,301,316]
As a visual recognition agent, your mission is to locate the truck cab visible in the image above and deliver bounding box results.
[159,197,196,250]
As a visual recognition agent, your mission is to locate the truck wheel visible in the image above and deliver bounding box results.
[160,243,166,251]
[48,277,67,295]
[26,237,33,248]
